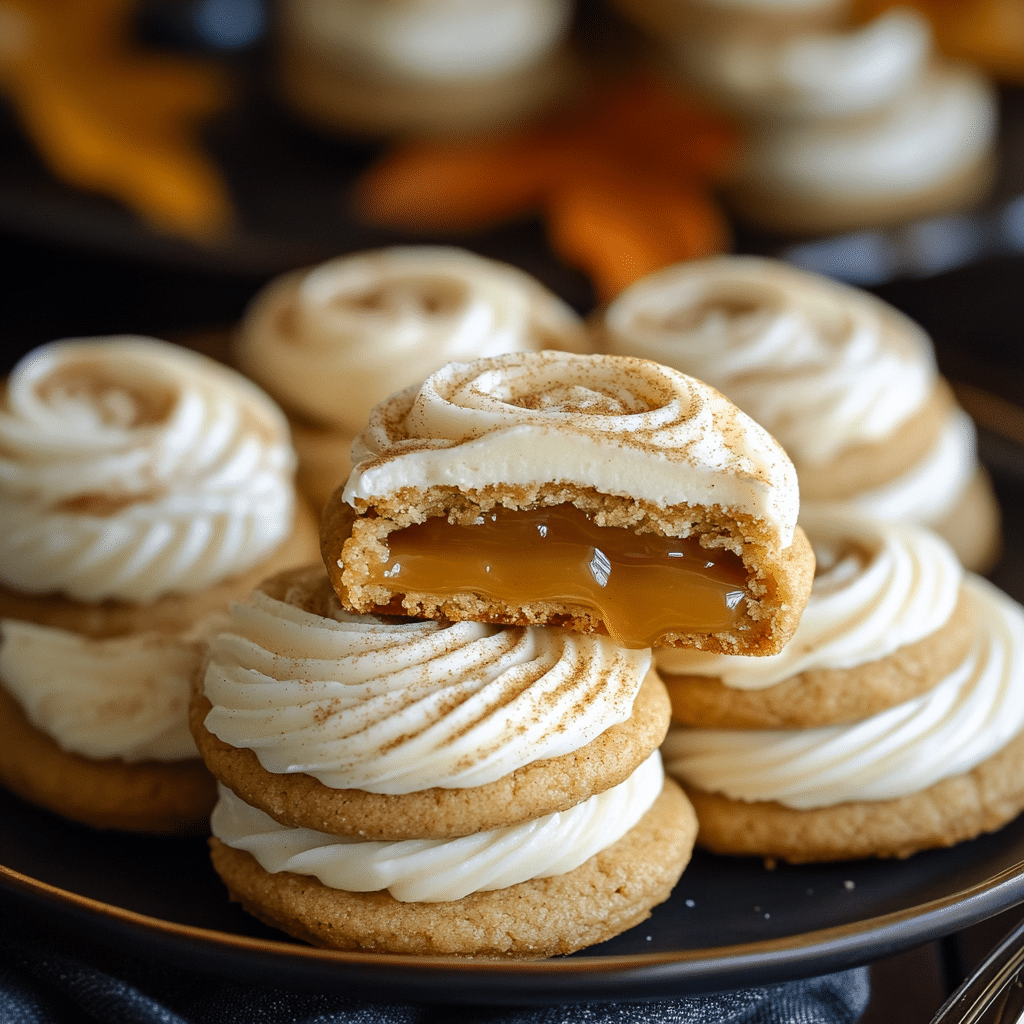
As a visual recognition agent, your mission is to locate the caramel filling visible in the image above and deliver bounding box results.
[364,504,750,649]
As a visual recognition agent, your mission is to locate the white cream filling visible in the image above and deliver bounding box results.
[601,256,935,469]
[211,751,664,902]
[662,575,1024,808]
[343,352,800,550]
[0,616,227,761]
[235,247,585,436]
[740,63,996,201]
[203,578,651,794]
[0,337,296,604]
[676,10,932,118]
[828,408,979,526]
[285,0,572,80]
[656,511,962,688]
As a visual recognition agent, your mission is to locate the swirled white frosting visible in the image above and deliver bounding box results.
[0,337,296,604]
[656,510,962,688]
[662,575,1024,808]
[343,351,800,548]
[739,63,996,202]
[284,0,572,80]
[203,578,651,793]
[236,248,586,436]
[211,751,664,902]
[827,407,978,526]
[0,614,229,761]
[602,256,934,470]
[675,10,931,118]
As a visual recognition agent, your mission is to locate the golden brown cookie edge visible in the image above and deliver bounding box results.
[208,778,696,958]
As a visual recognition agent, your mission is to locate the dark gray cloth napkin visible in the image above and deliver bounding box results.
[0,925,870,1024]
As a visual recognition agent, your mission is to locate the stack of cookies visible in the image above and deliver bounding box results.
[191,348,816,957]
[661,508,1024,862]
[276,0,578,138]
[599,255,1001,572]
[0,337,320,833]
[608,0,996,233]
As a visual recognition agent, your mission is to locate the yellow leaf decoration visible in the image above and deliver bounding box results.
[0,0,234,237]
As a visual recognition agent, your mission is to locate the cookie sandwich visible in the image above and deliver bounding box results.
[661,510,1024,861]
[0,337,319,831]
[613,1,996,233]
[600,256,1001,571]
[192,566,695,957]
[276,0,577,137]
[235,247,589,512]
[321,350,815,656]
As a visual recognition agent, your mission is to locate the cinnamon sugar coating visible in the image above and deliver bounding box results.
[191,566,672,839]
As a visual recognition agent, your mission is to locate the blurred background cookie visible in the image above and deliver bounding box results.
[233,246,589,510]
[599,255,1002,571]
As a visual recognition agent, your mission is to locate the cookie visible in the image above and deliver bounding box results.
[208,770,696,958]
[0,337,320,830]
[279,31,578,140]
[662,573,1024,861]
[0,683,214,833]
[599,255,1000,570]
[234,248,589,511]
[659,512,972,728]
[323,350,814,655]
[628,5,998,235]
[683,725,1024,863]
[192,566,671,839]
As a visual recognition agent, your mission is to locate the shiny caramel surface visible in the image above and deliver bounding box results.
[365,504,749,648]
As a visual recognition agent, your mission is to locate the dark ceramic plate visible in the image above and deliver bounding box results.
[2,442,1024,1005]
[4,781,1024,1005]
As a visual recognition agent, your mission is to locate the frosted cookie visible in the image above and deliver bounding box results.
[322,350,815,654]
[0,337,320,831]
[609,0,848,41]
[209,763,694,958]
[726,60,996,235]
[192,565,694,957]
[277,0,577,138]
[235,248,589,511]
[659,510,973,729]
[662,573,1024,861]
[599,256,1001,571]
[192,565,671,838]
[627,4,996,233]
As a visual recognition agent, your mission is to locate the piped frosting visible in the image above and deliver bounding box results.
[656,510,963,688]
[211,751,664,902]
[203,570,652,793]
[663,574,1024,807]
[0,337,296,604]
[343,351,801,548]
[602,256,934,469]
[235,247,586,436]
[0,615,225,761]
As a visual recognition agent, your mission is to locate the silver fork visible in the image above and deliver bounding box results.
[931,917,1024,1024]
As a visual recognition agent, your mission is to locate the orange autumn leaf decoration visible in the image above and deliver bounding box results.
[0,0,233,237]
[353,77,737,301]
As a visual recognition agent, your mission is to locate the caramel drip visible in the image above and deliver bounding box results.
[365,504,749,649]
